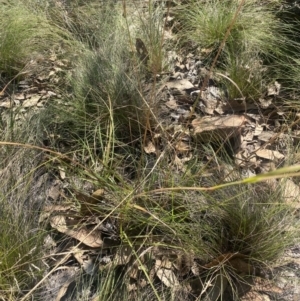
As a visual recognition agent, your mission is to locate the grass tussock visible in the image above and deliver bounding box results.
[177,0,300,100]
[177,0,281,57]
[0,203,44,299]
[0,0,300,300]
[0,0,77,78]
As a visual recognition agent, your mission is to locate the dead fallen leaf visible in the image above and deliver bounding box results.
[252,277,283,294]
[127,283,138,292]
[23,95,41,107]
[241,291,270,301]
[0,100,12,108]
[200,86,225,115]
[255,149,284,161]
[175,140,191,153]
[156,268,180,288]
[144,140,156,154]
[254,124,264,136]
[39,204,74,223]
[58,166,66,180]
[165,79,194,91]
[92,189,104,199]
[192,115,248,134]
[281,179,300,207]
[50,215,103,248]
[155,259,173,270]
[48,184,61,202]
[257,131,274,142]
[165,98,178,110]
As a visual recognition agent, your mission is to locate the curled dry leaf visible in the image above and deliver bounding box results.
[257,131,274,142]
[165,98,178,109]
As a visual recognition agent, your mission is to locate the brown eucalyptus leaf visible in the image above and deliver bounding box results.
[0,100,12,108]
[67,228,103,248]
[165,79,194,91]
[255,149,284,161]
[192,115,248,134]
[175,141,191,153]
[257,131,274,142]
[50,215,103,248]
[23,95,41,107]
[39,204,73,223]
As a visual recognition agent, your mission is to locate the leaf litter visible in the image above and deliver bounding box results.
[1,2,300,301]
